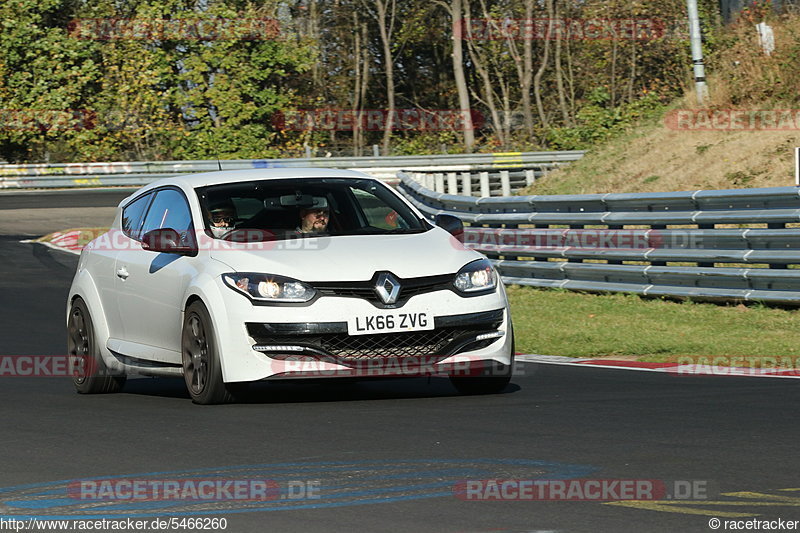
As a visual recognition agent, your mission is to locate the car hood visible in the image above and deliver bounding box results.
[209,228,482,281]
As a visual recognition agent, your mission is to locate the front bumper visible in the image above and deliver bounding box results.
[212,284,513,382]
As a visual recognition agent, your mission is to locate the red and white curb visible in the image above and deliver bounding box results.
[517,354,800,379]
[21,230,83,255]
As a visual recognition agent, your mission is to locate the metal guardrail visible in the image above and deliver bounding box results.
[397,172,800,305]
[0,151,585,189]
[403,167,563,197]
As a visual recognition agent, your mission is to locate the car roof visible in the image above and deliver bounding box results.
[120,168,378,206]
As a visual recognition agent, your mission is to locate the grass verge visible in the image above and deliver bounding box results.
[507,285,800,361]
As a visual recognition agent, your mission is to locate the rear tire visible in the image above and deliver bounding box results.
[68,298,126,394]
[182,301,238,404]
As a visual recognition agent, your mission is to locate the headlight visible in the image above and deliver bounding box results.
[222,273,316,303]
[454,259,497,294]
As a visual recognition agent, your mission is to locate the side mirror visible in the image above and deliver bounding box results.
[434,214,464,243]
[141,228,197,255]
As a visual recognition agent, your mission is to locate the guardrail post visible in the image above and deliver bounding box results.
[500,170,511,196]
[447,172,458,195]
[696,224,714,268]
[534,224,549,262]
[607,225,623,265]
[568,225,584,263]
[479,172,490,198]
[461,172,472,196]
[650,225,668,266]
[525,169,535,186]
[434,173,445,193]
[769,223,788,269]
[510,224,523,262]
[372,145,380,157]
[424,173,434,190]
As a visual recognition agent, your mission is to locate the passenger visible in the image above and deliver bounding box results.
[208,203,237,238]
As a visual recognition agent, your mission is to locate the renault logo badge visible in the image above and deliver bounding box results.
[375,272,401,304]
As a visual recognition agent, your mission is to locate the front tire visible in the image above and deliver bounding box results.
[181,301,238,404]
[449,325,514,395]
[68,298,126,394]
[449,358,514,395]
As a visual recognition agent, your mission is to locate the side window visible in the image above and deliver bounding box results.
[351,188,400,230]
[141,189,193,237]
[121,193,152,240]
[231,197,263,220]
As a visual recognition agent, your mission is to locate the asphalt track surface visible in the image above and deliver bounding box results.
[1,191,799,533]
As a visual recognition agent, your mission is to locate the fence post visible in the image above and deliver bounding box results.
[461,172,472,196]
[500,170,511,196]
[525,169,535,186]
[447,172,458,195]
[479,172,490,198]
[434,173,445,193]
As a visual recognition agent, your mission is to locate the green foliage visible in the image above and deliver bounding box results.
[391,131,462,155]
[0,0,315,162]
[0,0,756,162]
[545,92,666,150]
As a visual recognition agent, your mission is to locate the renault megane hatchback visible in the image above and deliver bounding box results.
[67,168,514,404]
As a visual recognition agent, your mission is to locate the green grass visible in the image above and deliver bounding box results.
[507,286,800,361]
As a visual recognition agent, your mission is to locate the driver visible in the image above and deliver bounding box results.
[296,197,330,234]
[208,202,237,238]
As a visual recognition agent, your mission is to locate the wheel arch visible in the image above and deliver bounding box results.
[180,274,235,382]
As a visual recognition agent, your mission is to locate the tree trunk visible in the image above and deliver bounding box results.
[451,0,475,152]
[554,0,571,125]
[374,0,395,155]
[520,0,534,137]
[533,0,554,129]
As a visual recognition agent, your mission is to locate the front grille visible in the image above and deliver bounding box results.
[312,273,454,307]
[247,309,504,363]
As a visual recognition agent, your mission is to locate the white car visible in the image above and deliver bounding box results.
[66,169,514,404]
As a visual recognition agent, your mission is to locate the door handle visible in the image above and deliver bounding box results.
[116,267,129,280]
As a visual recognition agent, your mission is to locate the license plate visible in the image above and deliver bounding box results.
[347,311,434,336]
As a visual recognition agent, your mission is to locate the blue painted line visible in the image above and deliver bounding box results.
[2,491,457,520]
[0,459,590,496]
[0,459,599,519]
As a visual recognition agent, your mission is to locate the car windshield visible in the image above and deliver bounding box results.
[196,177,429,241]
